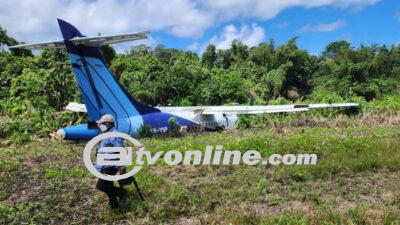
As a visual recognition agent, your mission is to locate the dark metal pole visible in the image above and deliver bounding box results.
[132,177,144,201]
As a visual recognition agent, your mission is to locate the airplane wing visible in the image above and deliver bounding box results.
[65,102,358,114]
[158,103,358,115]
[9,40,66,50]
[9,31,149,50]
[69,31,149,46]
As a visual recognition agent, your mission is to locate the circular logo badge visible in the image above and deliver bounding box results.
[83,132,144,181]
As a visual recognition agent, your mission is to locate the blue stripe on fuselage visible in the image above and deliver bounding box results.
[140,112,198,134]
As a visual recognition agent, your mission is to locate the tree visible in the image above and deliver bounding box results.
[0,25,32,56]
[273,37,316,97]
[260,64,287,100]
[201,44,217,68]
[249,40,275,68]
[321,40,352,62]
[231,40,249,62]
[100,45,116,66]
[215,49,232,69]
[201,68,248,105]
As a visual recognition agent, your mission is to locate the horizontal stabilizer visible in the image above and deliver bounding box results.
[9,40,65,50]
[9,31,149,50]
[69,31,149,46]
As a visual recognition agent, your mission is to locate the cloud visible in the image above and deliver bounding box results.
[113,34,158,53]
[273,22,289,29]
[207,23,265,50]
[0,0,378,45]
[299,20,346,33]
[0,0,213,41]
[202,0,380,20]
[187,42,199,51]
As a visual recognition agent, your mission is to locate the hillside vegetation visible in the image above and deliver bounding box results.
[1,25,400,143]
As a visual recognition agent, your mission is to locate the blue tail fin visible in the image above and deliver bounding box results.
[57,19,159,135]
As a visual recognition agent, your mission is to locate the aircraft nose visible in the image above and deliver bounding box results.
[56,129,65,139]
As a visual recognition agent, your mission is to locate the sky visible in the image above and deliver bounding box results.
[1,0,400,55]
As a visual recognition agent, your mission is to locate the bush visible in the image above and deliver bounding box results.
[0,96,84,144]
[353,82,380,101]
[365,95,400,112]
[237,115,253,129]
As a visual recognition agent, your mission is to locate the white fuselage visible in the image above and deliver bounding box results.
[157,106,238,130]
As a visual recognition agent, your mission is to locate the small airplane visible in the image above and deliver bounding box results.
[11,19,358,140]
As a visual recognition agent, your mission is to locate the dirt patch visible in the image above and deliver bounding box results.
[288,112,400,129]
[365,205,386,225]
[270,125,295,136]
[334,196,356,213]
[174,217,202,225]
[249,201,313,218]
[360,112,400,126]
[250,203,281,217]
[286,201,313,217]
[152,165,201,181]
[292,117,325,127]
[381,191,397,203]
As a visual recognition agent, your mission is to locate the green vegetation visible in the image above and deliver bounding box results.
[0,120,399,224]
[0,24,399,224]
[1,26,400,142]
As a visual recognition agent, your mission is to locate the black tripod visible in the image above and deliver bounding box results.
[118,167,144,201]
[131,176,144,201]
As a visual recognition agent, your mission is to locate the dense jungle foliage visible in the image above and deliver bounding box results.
[0,25,400,143]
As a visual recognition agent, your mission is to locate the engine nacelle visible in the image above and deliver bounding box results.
[56,124,99,140]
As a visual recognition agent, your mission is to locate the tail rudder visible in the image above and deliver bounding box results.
[57,19,159,135]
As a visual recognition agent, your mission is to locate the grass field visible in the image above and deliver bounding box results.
[0,115,399,224]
